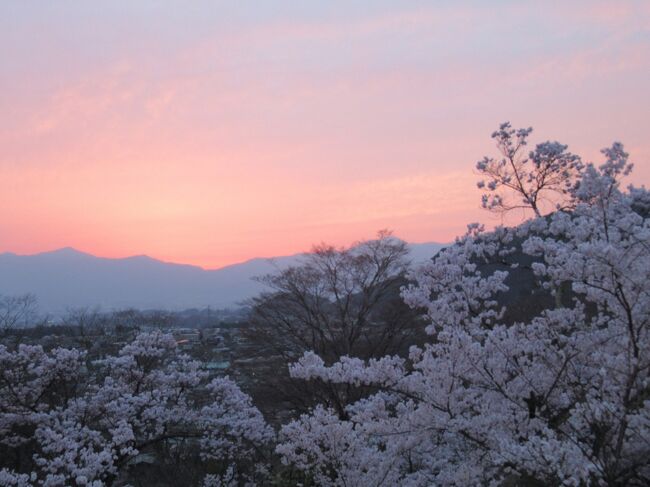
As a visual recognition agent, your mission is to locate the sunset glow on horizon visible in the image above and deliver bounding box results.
[2,1,649,269]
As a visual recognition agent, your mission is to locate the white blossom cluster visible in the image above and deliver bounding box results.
[476,122,584,217]
[0,332,273,486]
[277,146,650,486]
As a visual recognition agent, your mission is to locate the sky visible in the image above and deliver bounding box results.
[1,1,649,269]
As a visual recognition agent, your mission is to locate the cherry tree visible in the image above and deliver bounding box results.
[0,331,273,486]
[476,122,584,217]
[277,140,650,485]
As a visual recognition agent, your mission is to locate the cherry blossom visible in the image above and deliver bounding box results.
[0,332,273,486]
[278,139,650,486]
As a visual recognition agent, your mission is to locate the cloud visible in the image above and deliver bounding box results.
[1,1,648,266]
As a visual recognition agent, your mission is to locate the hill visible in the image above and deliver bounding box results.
[0,243,443,314]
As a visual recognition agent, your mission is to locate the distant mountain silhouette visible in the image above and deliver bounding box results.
[0,243,443,314]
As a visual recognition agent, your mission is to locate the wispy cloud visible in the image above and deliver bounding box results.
[0,1,648,266]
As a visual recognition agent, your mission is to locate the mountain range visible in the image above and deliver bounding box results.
[0,243,443,314]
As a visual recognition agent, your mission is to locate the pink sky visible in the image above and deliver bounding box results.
[1,1,649,268]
